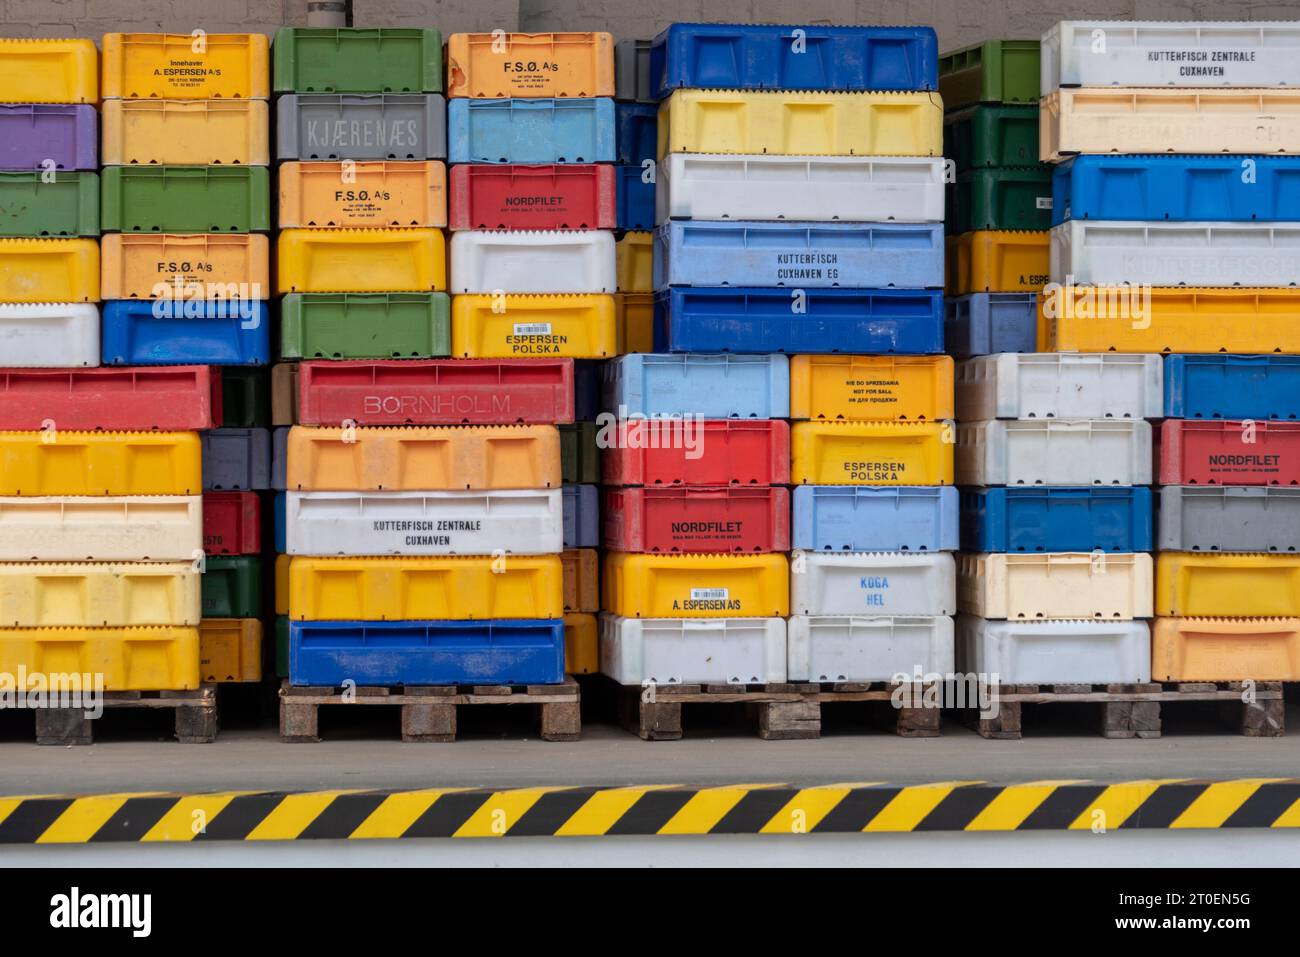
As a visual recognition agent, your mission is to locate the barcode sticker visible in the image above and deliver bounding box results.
[691,588,728,601]
[513,322,552,336]
[1036,197,1053,210]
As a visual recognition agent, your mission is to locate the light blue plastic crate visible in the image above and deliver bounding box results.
[603,353,790,418]
[943,293,1037,358]
[563,483,599,548]
[792,486,958,552]
[447,97,615,164]
[101,300,270,365]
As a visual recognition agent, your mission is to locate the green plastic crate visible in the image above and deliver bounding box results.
[221,367,270,428]
[273,27,443,93]
[276,615,289,679]
[944,104,1039,172]
[947,167,1054,234]
[0,171,99,237]
[202,555,263,618]
[101,166,270,233]
[280,292,451,360]
[939,40,1041,110]
[560,421,599,485]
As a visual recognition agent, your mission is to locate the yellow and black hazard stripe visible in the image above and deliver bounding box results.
[2,780,1298,843]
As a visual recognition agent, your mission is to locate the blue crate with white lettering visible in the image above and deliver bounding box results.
[603,353,789,418]
[654,287,944,355]
[650,23,939,98]
[616,101,657,165]
[289,618,566,686]
[654,221,944,290]
[943,293,1037,358]
[793,485,958,552]
[101,300,269,365]
[1053,155,1300,225]
[616,163,655,230]
[1164,355,1300,421]
[563,483,599,547]
[274,491,286,553]
[961,486,1154,553]
[447,97,615,164]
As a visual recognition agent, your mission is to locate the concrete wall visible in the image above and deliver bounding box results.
[2,0,1289,47]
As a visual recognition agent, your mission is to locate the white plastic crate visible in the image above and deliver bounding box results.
[955,353,1163,421]
[0,304,99,367]
[658,153,945,223]
[285,489,563,556]
[0,496,202,561]
[790,551,956,617]
[1042,20,1300,90]
[1051,220,1300,287]
[449,230,616,294]
[599,613,787,685]
[957,552,1154,620]
[956,614,1152,684]
[956,419,1153,486]
[787,615,954,682]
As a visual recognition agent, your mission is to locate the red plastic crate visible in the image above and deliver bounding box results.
[603,485,790,553]
[1159,419,1300,486]
[601,419,791,486]
[448,164,617,230]
[0,366,217,431]
[203,490,262,555]
[297,358,576,426]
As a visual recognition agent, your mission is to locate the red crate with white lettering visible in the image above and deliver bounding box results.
[1159,419,1300,486]
[0,366,218,430]
[448,163,616,230]
[601,418,790,486]
[203,491,262,555]
[603,485,790,553]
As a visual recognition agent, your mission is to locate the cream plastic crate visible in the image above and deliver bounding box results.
[657,153,945,223]
[955,353,1162,421]
[786,615,954,683]
[1051,220,1300,287]
[957,552,1154,620]
[956,614,1152,684]
[285,489,563,556]
[790,551,956,617]
[956,419,1152,486]
[0,496,202,561]
[599,613,787,685]
[0,304,99,367]
[1042,21,1300,90]
[449,230,616,294]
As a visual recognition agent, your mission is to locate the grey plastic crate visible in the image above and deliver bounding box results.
[272,426,289,492]
[615,39,654,102]
[202,428,272,491]
[1158,486,1300,553]
[277,93,447,160]
[563,483,600,548]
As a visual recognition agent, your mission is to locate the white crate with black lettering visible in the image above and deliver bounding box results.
[787,615,954,683]
[790,551,956,617]
[599,613,787,685]
[955,353,1163,421]
[956,419,1152,486]
[449,230,616,293]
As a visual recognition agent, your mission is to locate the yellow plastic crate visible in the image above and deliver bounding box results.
[790,421,955,485]
[657,90,944,159]
[603,552,789,618]
[1040,287,1300,354]
[0,239,99,303]
[102,33,270,99]
[1152,617,1300,682]
[789,355,955,421]
[101,99,270,166]
[277,228,446,294]
[946,230,1049,295]
[616,231,653,292]
[564,612,599,675]
[451,294,616,358]
[289,555,564,621]
[0,561,200,627]
[614,292,654,354]
[199,617,262,682]
[101,234,270,300]
[1156,553,1300,618]
[0,39,97,103]
[275,552,290,616]
[447,32,614,99]
[0,626,199,691]
[563,547,598,613]
[0,431,201,496]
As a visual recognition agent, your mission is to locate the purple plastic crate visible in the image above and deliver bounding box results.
[0,105,98,171]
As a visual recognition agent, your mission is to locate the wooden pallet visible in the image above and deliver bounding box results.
[968,682,1285,740]
[278,678,581,742]
[29,686,218,746]
[617,680,941,741]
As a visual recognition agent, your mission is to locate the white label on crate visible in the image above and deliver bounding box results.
[691,588,729,602]
[513,322,552,336]
[1036,197,1052,209]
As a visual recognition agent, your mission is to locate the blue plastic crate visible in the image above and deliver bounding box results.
[654,287,943,355]
[603,353,789,418]
[563,483,599,548]
[1052,155,1300,225]
[961,486,1154,553]
[274,491,286,553]
[616,163,655,231]
[1164,355,1300,421]
[943,293,1037,358]
[101,300,270,365]
[792,486,958,552]
[616,101,657,165]
[289,619,566,686]
[447,97,615,164]
[650,23,938,98]
[654,221,944,290]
